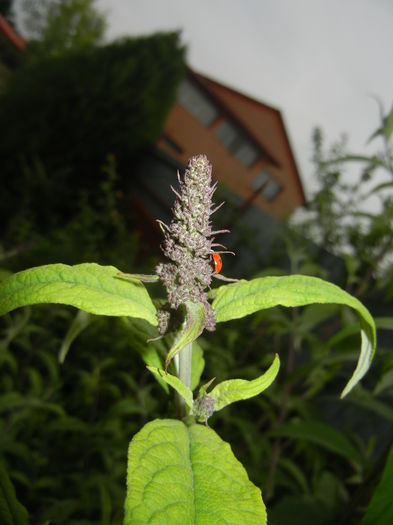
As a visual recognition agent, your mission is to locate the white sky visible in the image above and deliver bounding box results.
[95,0,393,202]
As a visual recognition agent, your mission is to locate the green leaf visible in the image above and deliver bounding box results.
[323,154,381,165]
[367,104,393,144]
[349,387,393,421]
[269,494,334,525]
[212,275,376,397]
[209,354,280,411]
[383,104,393,140]
[367,127,383,144]
[269,420,363,468]
[125,419,266,525]
[0,263,157,326]
[58,310,93,363]
[277,457,310,494]
[147,367,193,410]
[359,442,393,525]
[165,302,205,370]
[0,461,28,525]
[0,269,13,282]
[368,181,393,196]
[375,317,393,330]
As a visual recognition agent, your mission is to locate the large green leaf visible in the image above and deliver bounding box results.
[125,419,266,525]
[0,263,157,326]
[212,275,376,397]
[0,461,28,525]
[359,442,393,525]
[209,354,280,411]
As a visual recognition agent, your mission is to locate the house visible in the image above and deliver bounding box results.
[131,68,306,270]
[155,69,306,218]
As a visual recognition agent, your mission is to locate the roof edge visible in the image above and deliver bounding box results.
[0,15,26,51]
[187,66,306,204]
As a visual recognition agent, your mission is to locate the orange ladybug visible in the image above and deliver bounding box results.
[212,253,222,274]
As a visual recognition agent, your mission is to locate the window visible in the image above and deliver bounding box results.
[234,142,259,167]
[161,134,183,154]
[252,170,282,201]
[215,120,238,148]
[215,119,258,167]
[178,79,218,126]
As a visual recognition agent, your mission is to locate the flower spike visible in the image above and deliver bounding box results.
[156,155,234,334]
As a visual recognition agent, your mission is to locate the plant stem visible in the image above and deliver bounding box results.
[179,342,192,388]
[178,342,192,416]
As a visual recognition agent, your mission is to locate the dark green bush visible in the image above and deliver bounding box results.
[0,31,185,241]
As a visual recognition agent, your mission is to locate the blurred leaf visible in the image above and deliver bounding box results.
[374,369,393,396]
[125,419,266,524]
[0,269,13,282]
[0,461,28,525]
[58,310,93,363]
[26,367,43,396]
[0,393,24,412]
[368,181,393,196]
[107,399,147,418]
[375,317,393,330]
[323,154,381,165]
[277,457,310,494]
[326,324,360,347]
[368,104,393,143]
[269,420,363,468]
[348,388,393,421]
[298,303,339,333]
[98,482,112,525]
[383,104,393,140]
[121,317,168,393]
[359,442,393,525]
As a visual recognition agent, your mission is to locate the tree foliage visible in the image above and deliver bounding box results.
[20,0,105,57]
[0,31,185,243]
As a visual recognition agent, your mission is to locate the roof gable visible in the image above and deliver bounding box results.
[191,70,305,203]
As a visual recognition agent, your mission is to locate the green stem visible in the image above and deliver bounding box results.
[179,342,192,388]
[178,343,192,416]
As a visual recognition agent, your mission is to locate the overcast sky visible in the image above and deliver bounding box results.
[94,0,393,200]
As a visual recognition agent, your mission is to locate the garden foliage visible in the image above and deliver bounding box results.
[0,30,185,245]
[0,154,379,524]
[0,11,392,521]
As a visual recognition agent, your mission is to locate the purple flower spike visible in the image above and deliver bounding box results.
[156,155,228,333]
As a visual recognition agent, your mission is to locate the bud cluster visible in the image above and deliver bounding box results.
[156,155,225,333]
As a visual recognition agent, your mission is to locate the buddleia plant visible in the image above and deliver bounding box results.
[0,154,376,524]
